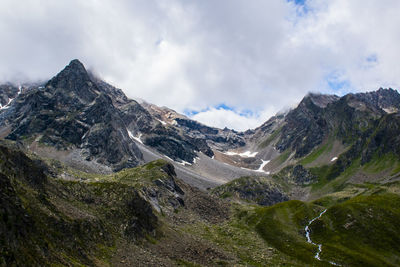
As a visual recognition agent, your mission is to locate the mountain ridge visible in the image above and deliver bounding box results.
[1,59,400,182]
[1,59,400,266]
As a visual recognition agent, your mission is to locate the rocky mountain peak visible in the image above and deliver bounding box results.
[305,93,340,108]
[344,88,400,114]
[45,59,98,102]
[67,58,86,71]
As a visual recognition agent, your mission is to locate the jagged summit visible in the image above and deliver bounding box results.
[66,58,86,70]
[49,59,88,81]
[45,59,98,102]
[303,92,340,108]
[351,87,400,113]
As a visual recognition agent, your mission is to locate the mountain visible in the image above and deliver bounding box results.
[230,89,400,173]
[0,60,236,173]
[0,60,262,190]
[1,60,148,171]
[1,59,400,266]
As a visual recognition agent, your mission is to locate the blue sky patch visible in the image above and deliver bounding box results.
[184,109,200,116]
[366,54,378,63]
[324,71,351,93]
[287,0,310,18]
[184,103,254,118]
[327,79,350,91]
[215,103,234,111]
[289,0,306,5]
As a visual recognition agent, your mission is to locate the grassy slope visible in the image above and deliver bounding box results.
[242,182,400,266]
[187,181,400,266]
[0,151,172,266]
[184,204,303,266]
[312,193,400,266]
[204,134,400,265]
[250,200,326,265]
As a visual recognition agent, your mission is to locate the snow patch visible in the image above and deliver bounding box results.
[224,150,258,158]
[164,155,192,166]
[127,129,143,144]
[256,160,270,172]
[177,160,192,166]
[0,85,23,110]
[164,155,174,161]
[383,107,398,114]
[0,97,14,110]
[81,131,89,140]
[240,161,271,174]
[331,157,338,162]
[156,118,167,125]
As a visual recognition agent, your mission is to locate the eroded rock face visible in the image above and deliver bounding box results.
[142,102,246,154]
[276,96,329,157]
[212,176,289,206]
[281,165,316,185]
[0,83,19,107]
[291,165,315,185]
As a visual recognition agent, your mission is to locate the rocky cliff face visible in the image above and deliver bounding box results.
[212,176,288,206]
[276,95,330,157]
[0,60,147,171]
[142,101,246,154]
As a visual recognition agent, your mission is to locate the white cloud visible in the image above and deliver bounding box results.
[0,0,400,130]
[191,107,275,132]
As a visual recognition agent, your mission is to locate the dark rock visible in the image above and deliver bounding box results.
[1,60,146,171]
[144,134,197,163]
[291,165,315,185]
[0,145,47,187]
[212,176,288,206]
[45,59,98,103]
[124,191,158,241]
[276,96,328,157]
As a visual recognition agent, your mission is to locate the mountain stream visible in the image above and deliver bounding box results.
[304,209,340,265]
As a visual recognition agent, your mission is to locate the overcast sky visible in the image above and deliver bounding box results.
[1,0,400,130]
